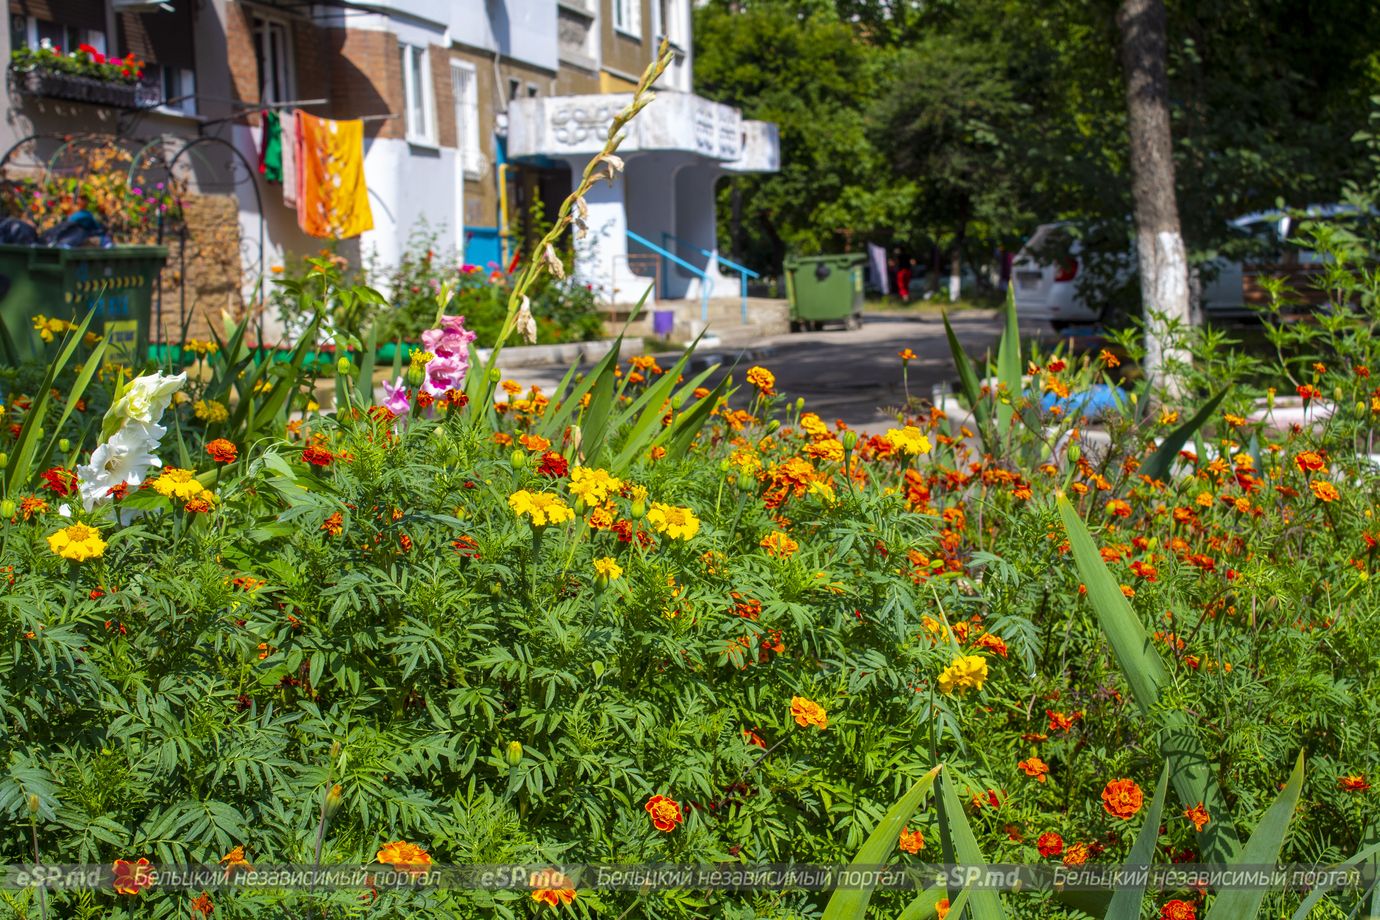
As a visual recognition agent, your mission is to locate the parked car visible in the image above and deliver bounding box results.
[1011,210,1349,328]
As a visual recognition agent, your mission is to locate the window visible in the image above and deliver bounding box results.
[612,0,641,38]
[507,77,522,101]
[450,61,481,176]
[15,17,107,56]
[143,62,196,114]
[402,44,436,146]
[252,17,294,105]
[527,83,540,98]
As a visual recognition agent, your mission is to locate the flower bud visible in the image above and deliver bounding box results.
[505,741,524,767]
[1067,442,1081,463]
[405,364,426,388]
[841,431,858,453]
[0,500,15,519]
[795,397,805,413]
[324,784,343,818]
[511,449,526,468]
[337,356,353,377]
[329,741,341,758]
[0,452,7,470]
[765,420,780,434]
[1357,402,1368,417]
[26,793,39,814]
[488,367,502,383]
[1334,385,1345,403]
[671,394,685,411]
[58,438,70,453]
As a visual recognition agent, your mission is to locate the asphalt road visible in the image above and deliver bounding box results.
[500,310,1012,433]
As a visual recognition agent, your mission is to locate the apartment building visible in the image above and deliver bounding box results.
[1,0,777,338]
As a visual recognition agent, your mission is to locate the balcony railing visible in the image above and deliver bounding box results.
[9,66,162,110]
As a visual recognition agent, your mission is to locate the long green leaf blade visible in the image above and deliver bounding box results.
[1104,764,1170,920]
[1140,388,1229,482]
[1205,751,1305,920]
[938,770,1007,920]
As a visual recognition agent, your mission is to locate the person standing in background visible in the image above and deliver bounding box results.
[895,255,912,303]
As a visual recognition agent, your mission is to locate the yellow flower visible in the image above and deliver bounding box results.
[47,523,106,562]
[885,426,932,456]
[790,696,828,729]
[647,503,700,539]
[938,654,989,696]
[194,399,229,424]
[152,468,208,502]
[760,530,799,557]
[746,366,776,394]
[807,479,837,504]
[508,490,575,526]
[593,557,623,581]
[569,467,624,506]
[31,314,74,344]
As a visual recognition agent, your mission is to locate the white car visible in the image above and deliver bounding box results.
[1011,214,1326,328]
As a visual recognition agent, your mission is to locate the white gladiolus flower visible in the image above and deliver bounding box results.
[106,372,187,431]
[77,422,164,511]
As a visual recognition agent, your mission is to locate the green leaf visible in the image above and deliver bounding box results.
[1104,764,1170,920]
[1057,495,1240,862]
[1205,751,1305,920]
[1140,388,1229,482]
[821,764,942,920]
[994,282,1021,432]
[938,769,1006,920]
[1288,841,1380,920]
[943,311,990,427]
[898,886,960,920]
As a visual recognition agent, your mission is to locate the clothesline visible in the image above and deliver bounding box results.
[258,108,374,239]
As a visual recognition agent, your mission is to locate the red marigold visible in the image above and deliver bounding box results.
[537,451,569,478]
[1161,899,1197,920]
[1036,832,1064,857]
[1101,778,1144,820]
[302,445,333,467]
[1338,774,1371,792]
[113,857,154,895]
[1184,802,1210,832]
[321,512,343,537]
[645,795,683,832]
[40,466,78,496]
[207,438,238,464]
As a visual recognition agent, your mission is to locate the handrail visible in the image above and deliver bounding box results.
[660,230,761,279]
[627,229,710,324]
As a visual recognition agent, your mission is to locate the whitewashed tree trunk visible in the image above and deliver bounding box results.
[1117,0,1193,396]
[949,248,962,302]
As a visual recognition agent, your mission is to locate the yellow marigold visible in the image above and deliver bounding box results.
[1310,480,1339,502]
[746,366,776,394]
[593,556,623,581]
[730,447,762,475]
[569,467,624,506]
[375,840,431,875]
[501,379,523,396]
[647,502,700,540]
[194,399,229,424]
[153,468,207,502]
[47,522,106,562]
[803,437,844,463]
[799,412,831,439]
[760,530,799,557]
[937,654,989,696]
[508,490,575,527]
[885,426,932,456]
[790,696,828,729]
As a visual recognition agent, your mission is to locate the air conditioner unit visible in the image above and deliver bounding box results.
[112,0,175,11]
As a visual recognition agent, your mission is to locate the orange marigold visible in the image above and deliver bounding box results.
[1062,842,1090,867]
[645,794,683,832]
[1184,802,1210,832]
[206,438,238,464]
[1310,480,1339,502]
[1161,899,1197,920]
[375,840,431,875]
[1036,832,1064,857]
[790,695,828,729]
[898,827,924,854]
[1018,756,1050,783]
[1101,778,1144,820]
[1338,774,1371,792]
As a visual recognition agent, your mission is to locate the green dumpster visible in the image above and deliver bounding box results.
[783,253,866,331]
[0,244,168,365]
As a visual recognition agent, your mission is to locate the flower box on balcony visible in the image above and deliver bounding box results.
[9,65,161,110]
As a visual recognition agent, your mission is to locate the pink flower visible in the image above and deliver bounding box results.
[423,352,467,397]
[419,315,477,395]
[382,377,411,416]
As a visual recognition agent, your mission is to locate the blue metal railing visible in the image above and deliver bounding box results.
[660,230,760,323]
[626,229,711,324]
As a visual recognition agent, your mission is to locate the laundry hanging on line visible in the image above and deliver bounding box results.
[294,111,374,240]
[257,110,282,183]
[280,110,299,209]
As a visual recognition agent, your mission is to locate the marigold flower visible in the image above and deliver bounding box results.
[1036,832,1064,857]
[47,523,107,562]
[898,348,917,362]
[376,841,431,875]
[322,512,344,536]
[302,445,333,467]
[746,366,776,394]
[501,379,523,396]
[1105,499,1132,517]
[206,438,238,464]
[112,857,153,895]
[184,495,215,514]
[531,874,577,909]
[1294,450,1326,473]
[1062,842,1089,867]
[1310,480,1339,502]
[568,467,623,506]
[760,530,799,557]
[508,490,575,527]
[537,451,569,478]
[645,794,683,832]
[884,426,932,456]
[19,496,48,520]
[936,899,951,920]
[1161,900,1197,920]
[790,695,828,729]
[1101,778,1144,819]
[1338,774,1371,792]
[1018,756,1050,783]
[194,399,229,424]
[898,827,924,854]
[219,846,252,874]
[1184,802,1210,832]
[40,466,78,496]
[190,892,214,916]
[647,502,700,539]
[519,433,552,452]
[153,468,206,501]
[1098,348,1120,368]
[593,556,623,581]
[938,654,988,696]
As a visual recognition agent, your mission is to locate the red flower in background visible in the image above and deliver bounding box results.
[40,467,78,496]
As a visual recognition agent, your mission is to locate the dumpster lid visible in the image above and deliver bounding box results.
[783,252,867,268]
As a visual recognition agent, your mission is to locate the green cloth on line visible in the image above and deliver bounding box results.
[261,110,283,183]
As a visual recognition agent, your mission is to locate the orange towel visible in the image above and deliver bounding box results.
[297,112,373,239]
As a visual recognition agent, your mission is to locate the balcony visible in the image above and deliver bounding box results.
[9,66,162,110]
[507,92,778,173]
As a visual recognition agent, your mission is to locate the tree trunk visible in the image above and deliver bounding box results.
[1116,0,1192,396]
[948,223,966,302]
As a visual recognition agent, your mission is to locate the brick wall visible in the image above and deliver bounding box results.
[328,28,404,140]
[432,44,456,149]
[224,1,258,111]
[293,24,331,104]
[153,194,244,343]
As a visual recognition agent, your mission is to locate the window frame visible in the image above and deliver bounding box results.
[612,0,641,39]
[402,43,438,147]
[252,15,296,107]
[449,59,482,178]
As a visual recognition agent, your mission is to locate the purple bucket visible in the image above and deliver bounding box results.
[652,310,675,336]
